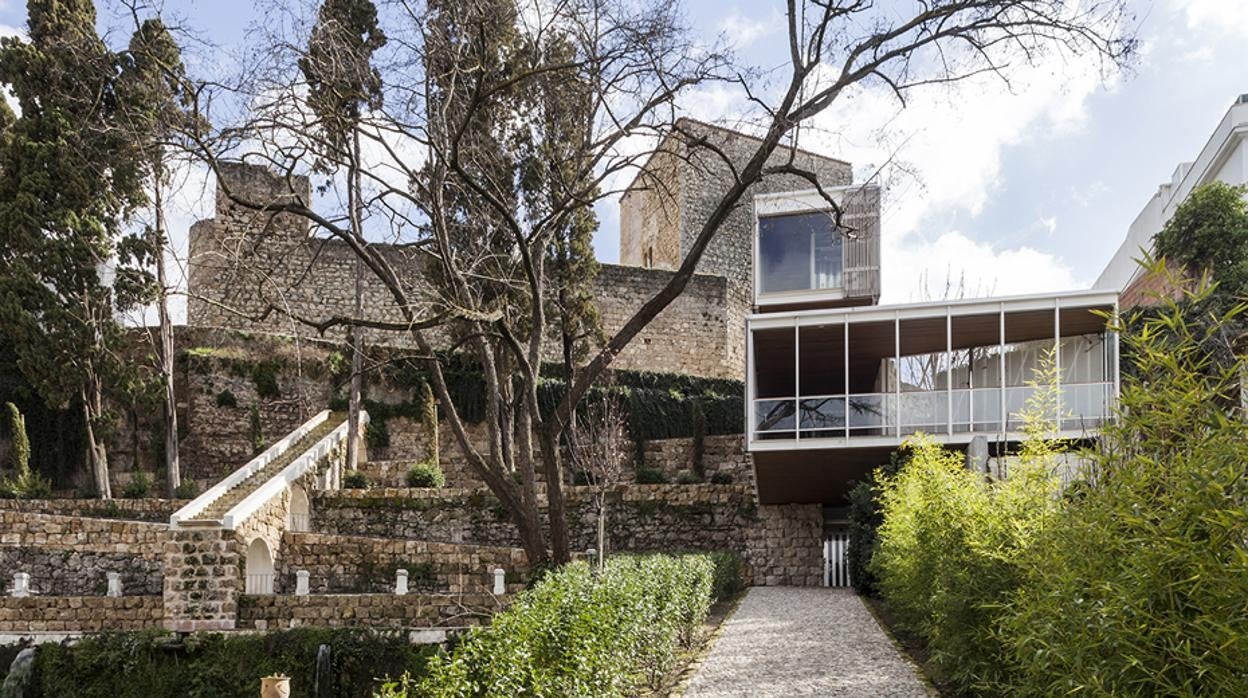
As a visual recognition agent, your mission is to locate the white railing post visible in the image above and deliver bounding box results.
[11,572,30,598]
[493,567,506,595]
[395,569,409,596]
[295,570,310,596]
[106,572,123,598]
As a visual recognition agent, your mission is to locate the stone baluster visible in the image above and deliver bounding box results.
[295,570,310,596]
[395,569,408,596]
[492,568,505,596]
[11,572,30,598]
[106,572,123,598]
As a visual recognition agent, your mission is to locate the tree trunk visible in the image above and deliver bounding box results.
[154,172,181,496]
[82,381,110,499]
[345,130,365,478]
[538,427,571,564]
[597,495,606,573]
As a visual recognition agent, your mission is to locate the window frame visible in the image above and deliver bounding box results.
[753,188,853,305]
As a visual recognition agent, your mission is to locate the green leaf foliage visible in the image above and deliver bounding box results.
[871,356,1065,693]
[4,401,30,475]
[996,278,1248,696]
[405,461,445,488]
[24,627,437,697]
[1153,181,1248,300]
[416,553,730,697]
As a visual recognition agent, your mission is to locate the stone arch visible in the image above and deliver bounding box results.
[244,538,275,595]
[288,484,310,532]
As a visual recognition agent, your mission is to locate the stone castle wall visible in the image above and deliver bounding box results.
[237,592,503,631]
[186,165,741,380]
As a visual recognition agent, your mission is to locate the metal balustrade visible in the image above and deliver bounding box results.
[752,381,1114,441]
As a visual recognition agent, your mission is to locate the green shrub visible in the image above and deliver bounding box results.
[29,627,436,697]
[872,359,1064,693]
[997,282,1248,696]
[705,551,744,602]
[0,468,52,499]
[251,362,281,399]
[845,449,908,596]
[173,480,199,499]
[342,471,369,489]
[122,472,152,498]
[416,554,721,697]
[214,390,238,408]
[405,461,445,488]
[709,472,732,485]
[5,401,30,475]
[634,467,667,484]
[675,470,701,485]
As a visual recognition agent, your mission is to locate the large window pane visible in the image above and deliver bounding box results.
[759,212,842,294]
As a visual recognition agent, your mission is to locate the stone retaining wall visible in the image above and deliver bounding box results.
[311,484,823,586]
[0,498,187,523]
[275,533,527,595]
[236,592,504,630]
[0,512,168,596]
[639,435,753,484]
[0,596,163,632]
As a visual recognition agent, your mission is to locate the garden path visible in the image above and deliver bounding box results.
[684,587,933,697]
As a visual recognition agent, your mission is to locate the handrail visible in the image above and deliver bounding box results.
[220,412,368,530]
[170,410,331,527]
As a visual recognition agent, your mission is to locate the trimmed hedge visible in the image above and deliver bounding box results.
[415,553,734,697]
[15,627,437,697]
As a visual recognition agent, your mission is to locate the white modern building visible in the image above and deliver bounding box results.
[1096,94,1248,293]
[746,189,1117,504]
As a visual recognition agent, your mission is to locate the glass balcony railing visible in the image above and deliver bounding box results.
[752,381,1114,441]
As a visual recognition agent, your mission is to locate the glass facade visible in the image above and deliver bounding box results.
[758,212,842,294]
[748,301,1118,445]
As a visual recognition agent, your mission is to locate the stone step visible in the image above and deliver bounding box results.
[188,412,346,524]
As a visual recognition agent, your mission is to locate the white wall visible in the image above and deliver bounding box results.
[1096,96,1248,291]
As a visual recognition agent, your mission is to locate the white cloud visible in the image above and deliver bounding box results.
[795,48,1114,302]
[885,230,1081,303]
[1039,216,1057,236]
[718,10,780,48]
[1169,0,1248,36]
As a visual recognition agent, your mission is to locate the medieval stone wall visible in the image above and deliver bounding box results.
[186,164,743,379]
[162,528,242,632]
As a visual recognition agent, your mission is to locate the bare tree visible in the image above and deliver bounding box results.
[567,393,630,572]
[186,0,1136,565]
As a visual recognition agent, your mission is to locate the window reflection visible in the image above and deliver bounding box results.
[759,212,842,294]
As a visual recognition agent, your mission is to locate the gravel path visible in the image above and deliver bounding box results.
[684,587,933,697]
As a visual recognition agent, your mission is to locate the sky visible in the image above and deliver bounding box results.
[1,0,1246,312]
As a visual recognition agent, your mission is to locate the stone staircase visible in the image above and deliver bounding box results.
[171,410,352,530]
[185,414,345,525]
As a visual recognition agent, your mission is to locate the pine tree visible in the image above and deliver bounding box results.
[299,0,386,478]
[116,16,198,496]
[0,0,151,498]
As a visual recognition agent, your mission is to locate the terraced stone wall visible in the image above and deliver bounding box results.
[0,512,167,597]
[237,592,504,631]
[274,534,527,595]
[311,484,823,586]
[0,596,163,633]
